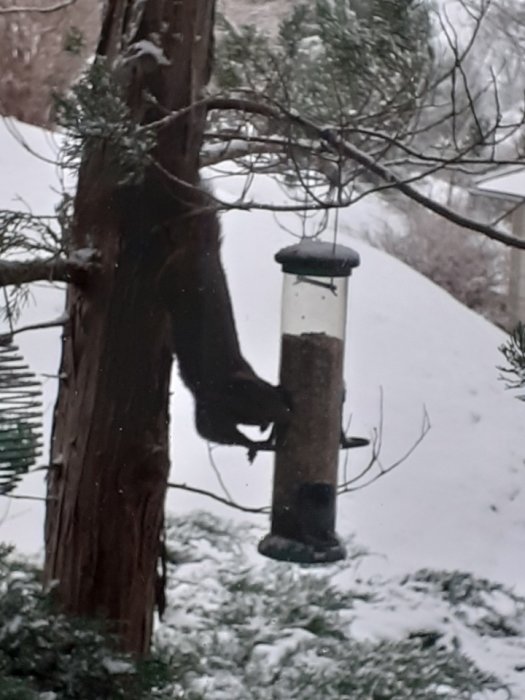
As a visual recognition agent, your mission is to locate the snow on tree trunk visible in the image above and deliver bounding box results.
[44,0,216,655]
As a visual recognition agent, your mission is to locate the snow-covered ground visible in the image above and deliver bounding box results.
[2,114,525,696]
[0,113,524,682]
[2,117,522,595]
[157,511,525,698]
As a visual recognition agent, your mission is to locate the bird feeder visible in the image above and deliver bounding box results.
[258,239,361,564]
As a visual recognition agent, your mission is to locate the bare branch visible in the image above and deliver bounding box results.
[167,481,269,515]
[337,123,524,169]
[0,257,69,286]
[206,96,525,249]
[325,129,525,249]
[0,315,67,345]
[167,407,429,512]
[167,390,430,514]
[206,442,234,503]
[0,249,99,287]
[339,404,431,494]
[426,0,491,95]
[202,138,286,167]
[1,493,51,502]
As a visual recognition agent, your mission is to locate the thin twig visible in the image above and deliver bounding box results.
[205,95,525,249]
[0,315,67,345]
[1,493,51,502]
[206,442,234,503]
[339,405,431,493]
[167,481,269,515]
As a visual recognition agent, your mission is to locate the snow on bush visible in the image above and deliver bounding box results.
[155,511,525,699]
[0,545,170,699]
[2,511,525,698]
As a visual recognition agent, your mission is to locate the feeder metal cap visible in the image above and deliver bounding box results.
[275,239,360,277]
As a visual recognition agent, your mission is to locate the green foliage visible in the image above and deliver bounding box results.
[155,512,508,699]
[0,420,40,495]
[0,547,172,699]
[0,342,43,495]
[0,206,65,321]
[63,26,85,56]
[409,568,525,638]
[0,514,519,698]
[498,322,525,398]
[0,677,33,700]
[214,0,432,132]
[410,568,512,606]
[54,60,155,184]
[0,210,62,260]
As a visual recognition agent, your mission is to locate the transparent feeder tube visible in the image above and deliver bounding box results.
[259,241,360,564]
[281,273,349,339]
[259,279,349,563]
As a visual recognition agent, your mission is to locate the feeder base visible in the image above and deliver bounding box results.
[258,533,346,564]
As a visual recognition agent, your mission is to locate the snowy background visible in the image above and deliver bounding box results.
[1,116,522,591]
[1,117,525,695]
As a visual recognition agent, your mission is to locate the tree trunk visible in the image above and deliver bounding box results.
[44,0,215,655]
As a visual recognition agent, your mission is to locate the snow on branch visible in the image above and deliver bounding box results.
[206,96,525,250]
[321,129,525,250]
[202,138,285,167]
[0,248,99,287]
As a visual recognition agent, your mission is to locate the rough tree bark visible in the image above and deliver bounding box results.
[44,0,216,655]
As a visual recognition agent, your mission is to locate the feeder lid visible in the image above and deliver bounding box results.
[275,239,360,277]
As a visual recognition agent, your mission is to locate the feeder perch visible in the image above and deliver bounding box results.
[0,338,43,495]
[258,239,360,564]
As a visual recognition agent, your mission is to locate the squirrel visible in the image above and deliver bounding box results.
[157,200,290,458]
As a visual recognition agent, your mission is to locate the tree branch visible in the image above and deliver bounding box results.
[0,315,67,345]
[339,404,431,493]
[1,493,51,502]
[0,249,99,287]
[202,138,286,167]
[166,482,269,515]
[325,129,525,249]
[206,95,525,249]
